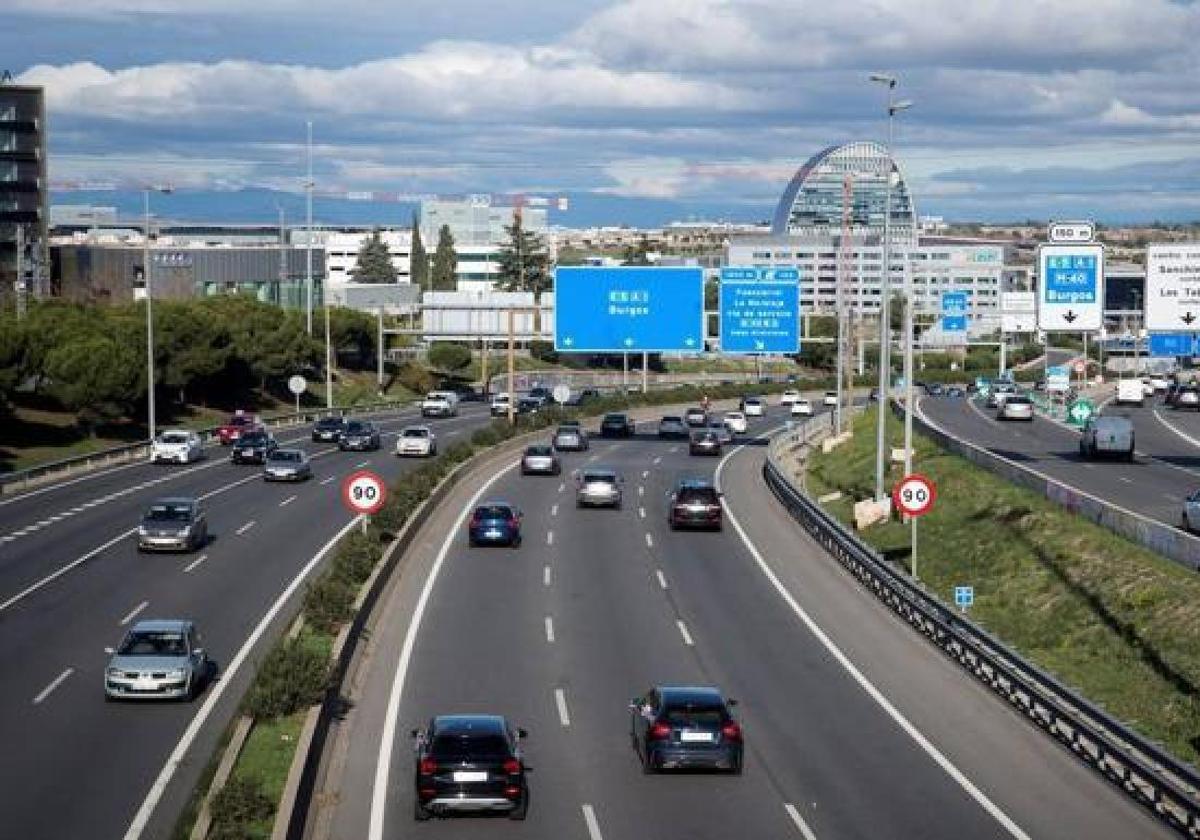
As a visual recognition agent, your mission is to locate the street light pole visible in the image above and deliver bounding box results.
[306,120,314,335]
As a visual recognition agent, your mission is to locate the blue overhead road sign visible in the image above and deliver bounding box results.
[554,266,704,353]
[1037,243,1105,332]
[1149,333,1198,357]
[719,267,800,354]
[941,291,968,335]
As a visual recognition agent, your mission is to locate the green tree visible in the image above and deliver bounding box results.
[156,302,231,405]
[44,334,142,429]
[329,307,376,369]
[622,235,652,266]
[0,310,23,413]
[495,215,551,297]
[426,341,472,374]
[430,225,457,291]
[349,230,397,284]
[409,213,429,290]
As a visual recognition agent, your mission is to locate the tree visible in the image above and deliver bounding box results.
[426,342,472,374]
[430,225,457,291]
[409,212,429,290]
[156,302,231,405]
[495,215,551,297]
[45,334,142,429]
[349,230,397,284]
[622,235,652,266]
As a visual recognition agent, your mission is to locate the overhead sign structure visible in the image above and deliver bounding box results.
[341,469,387,516]
[1145,244,1200,332]
[554,266,704,353]
[718,267,800,353]
[1047,221,1096,243]
[1149,333,1199,357]
[892,473,936,518]
[940,291,968,337]
[1037,243,1105,332]
[1001,291,1037,333]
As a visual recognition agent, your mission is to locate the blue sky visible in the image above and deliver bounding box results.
[7,0,1200,226]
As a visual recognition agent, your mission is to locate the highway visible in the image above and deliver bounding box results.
[312,403,1166,840]
[0,402,495,840]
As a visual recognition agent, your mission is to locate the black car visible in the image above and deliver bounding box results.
[925,382,944,396]
[564,388,600,407]
[689,430,721,456]
[339,420,381,451]
[311,415,346,442]
[600,413,635,438]
[630,686,742,774]
[667,480,722,530]
[412,714,528,820]
[230,430,277,464]
[527,386,554,405]
[516,397,542,415]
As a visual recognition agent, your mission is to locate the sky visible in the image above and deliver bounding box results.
[6,0,1200,227]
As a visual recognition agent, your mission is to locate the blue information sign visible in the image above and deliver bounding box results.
[955,586,974,609]
[553,266,704,353]
[1037,243,1104,332]
[1148,333,1199,357]
[941,291,968,334]
[719,267,800,354]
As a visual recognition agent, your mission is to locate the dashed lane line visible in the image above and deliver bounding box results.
[784,804,819,839]
[544,616,555,644]
[543,565,552,587]
[656,569,668,590]
[235,520,257,536]
[32,668,74,706]
[119,600,150,626]
[581,804,604,840]
[644,533,654,548]
[676,619,694,646]
[555,688,572,727]
[183,554,209,574]
[279,495,298,507]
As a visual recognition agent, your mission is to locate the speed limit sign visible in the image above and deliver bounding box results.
[892,473,936,518]
[341,469,387,516]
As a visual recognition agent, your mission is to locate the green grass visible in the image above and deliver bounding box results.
[222,712,308,839]
[807,407,1200,765]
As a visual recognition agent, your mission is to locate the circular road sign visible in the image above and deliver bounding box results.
[892,473,936,518]
[288,375,307,396]
[1072,361,1086,374]
[341,469,387,516]
[552,384,571,404]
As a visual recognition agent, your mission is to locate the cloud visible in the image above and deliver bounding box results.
[1100,100,1200,131]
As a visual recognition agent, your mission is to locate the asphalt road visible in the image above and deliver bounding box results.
[314,403,1165,840]
[0,402,495,840]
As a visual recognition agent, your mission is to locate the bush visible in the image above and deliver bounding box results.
[301,574,356,636]
[245,638,331,719]
[427,342,472,374]
[209,777,274,839]
[331,531,381,585]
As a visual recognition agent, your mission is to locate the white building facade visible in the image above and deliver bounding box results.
[420,195,549,291]
[323,230,413,296]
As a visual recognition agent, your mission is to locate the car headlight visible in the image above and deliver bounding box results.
[176,526,191,537]
[138,526,149,536]
[167,668,188,679]
[106,667,122,678]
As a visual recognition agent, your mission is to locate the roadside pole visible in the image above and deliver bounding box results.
[642,351,649,394]
[507,308,515,425]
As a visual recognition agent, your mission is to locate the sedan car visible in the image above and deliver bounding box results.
[600,413,635,438]
[137,497,207,552]
[552,425,588,452]
[263,448,312,481]
[104,619,209,701]
[150,429,204,464]
[689,430,722,456]
[998,395,1035,421]
[396,425,437,457]
[411,714,528,820]
[822,391,838,408]
[230,430,277,464]
[339,420,381,451]
[946,386,965,398]
[1176,386,1200,411]
[311,415,346,442]
[779,390,801,406]
[657,416,689,439]
[790,399,813,417]
[667,481,723,531]
[723,411,747,434]
[684,407,709,427]
[575,468,623,509]
[630,686,742,774]
[467,502,523,547]
[706,420,733,446]
[521,445,561,476]
[740,397,764,417]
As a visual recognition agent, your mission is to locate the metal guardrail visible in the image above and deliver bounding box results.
[762,422,1200,837]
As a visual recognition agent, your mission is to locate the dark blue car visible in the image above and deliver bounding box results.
[468,502,523,548]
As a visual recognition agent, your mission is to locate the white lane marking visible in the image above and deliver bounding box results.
[582,804,604,840]
[368,460,517,840]
[183,554,209,574]
[653,456,662,465]
[0,536,13,543]
[551,503,559,517]
[639,507,646,519]
[1163,492,1178,501]
[279,494,298,507]
[547,530,555,546]
[1118,477,1133,484]
[558,482,566,493]
[119,600,150,626]
[676,619,694,646]
[638,486,644,497]
[715,447,1032,840]
[320,476,335,485]
[656,569,668,590]
[0,528,135,614]
[445,430,460,437]
[354,460,370,469]
[545,616,555,644]
[642,470,649,479]
[784,803,819,840]
[555,688,572,727]
[543,565,552,587]
[235,520,257,536]
[644,532,653,548]
[33,668,74,705]
[669,446,679,453]
[124,514,365,840]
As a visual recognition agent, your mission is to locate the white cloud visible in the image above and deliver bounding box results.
[1100,100,1200,131]
[597,158,694,198]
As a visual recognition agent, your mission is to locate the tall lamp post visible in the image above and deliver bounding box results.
[143,185,172,442]
[869,72,912,503]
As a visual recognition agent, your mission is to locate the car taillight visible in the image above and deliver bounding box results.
[469,516,481,528]
[508,517,520,529]
[649,722,672,740]
[503,758,521,774]
[721,722,742,741]
[419,757,437,775]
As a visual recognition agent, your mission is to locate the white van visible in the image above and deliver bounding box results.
[1116,379,1144,407]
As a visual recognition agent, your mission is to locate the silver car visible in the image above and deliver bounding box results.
[552,426,588,452]
[706,420,733,445]
[998,395,1034,421]
[263,448,312,481]
[104,619,209,701]
[1183,491,1200,532]
[137,497,207,552]
[575,468,623,509]
[521,445,561,476]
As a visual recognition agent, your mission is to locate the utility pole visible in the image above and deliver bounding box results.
[14,225,25,319]
[507,307,516,424]
[642,351,649,394]
[278,205,286,305]
[377,306,385,395]
[144,189,157,441]
[324,284,334,409]
[305,120,314,334]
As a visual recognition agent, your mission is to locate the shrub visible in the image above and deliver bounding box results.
[245,638,331,719]
[209,777,274,839]
[301,574,356,636]
[331,531,380,586]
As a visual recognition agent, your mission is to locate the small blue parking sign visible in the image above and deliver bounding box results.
[954,586,974,610]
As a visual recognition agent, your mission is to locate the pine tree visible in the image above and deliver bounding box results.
[431,225,457,291]
[409,212,429,290]
[349,229,398,284]
[495,215,551,297]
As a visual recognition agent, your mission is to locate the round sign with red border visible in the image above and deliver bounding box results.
[1073,360,1086,374]
[892,473,936,518]
[341,469,387,516]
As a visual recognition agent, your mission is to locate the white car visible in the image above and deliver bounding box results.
[822,391,838,407]
[1116,379,1144,406]
[150,430,204,464]
[421,392,457,418]
[1141,379,1156,398]
[723,411,748,434]
[741,397,765,417]
[791,399,813,417]
[779,390,801,406]
[396,425,437,457]
[1149,375,1171,392]
[489,393,511,416]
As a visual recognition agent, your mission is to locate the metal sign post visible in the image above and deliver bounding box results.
[892,473,937,581]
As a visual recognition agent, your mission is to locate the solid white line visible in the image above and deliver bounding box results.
[581,804,604,840]
[656,569,668,589]
[555,687,571,727]
[784,803,819,840]
[368,460,517,840]
[119,600,150,626]
[545,616,555,644]
[124,514,365,840]
[639,506,646,518]
[320,476,335,486]
[183,554,209,574]
[714,445,1032,840]
[547,530,554,546]
[551,503,558,516]
[235,520,256,536]
[676,619,694,646]
[32,668,74,705]
[645,532,653,548]
[279,494,298,507]
[543,565,552,587]
[0,528,136,614]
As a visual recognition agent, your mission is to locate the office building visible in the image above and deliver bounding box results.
[323,229,413,293]
[0,83,48,303]
[420,195,548,290]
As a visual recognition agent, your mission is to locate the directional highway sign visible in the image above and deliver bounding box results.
[940,290,968,337]
[1149,333,1199,357]
[719,267,800,353]
[1145,244,1200,332]
[1037,243,1104,332]
[554,266,704,353]
[1067,398,1095,427]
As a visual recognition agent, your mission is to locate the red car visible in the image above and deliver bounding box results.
[216,412,261,445]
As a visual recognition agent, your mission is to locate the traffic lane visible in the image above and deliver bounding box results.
[920,396,1198,525]
[1101,402,1200,468]
[717,442,1171,839]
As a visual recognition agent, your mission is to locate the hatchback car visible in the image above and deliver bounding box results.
[411,714,528,820]
[601,413,635,438]
[104,619,209,701]
[684,407,708,427]
[790,399,813,417]
[689,430,722,456]
[575,468,623,508]
[150,430,204,464]
[1176,386,1200,411]
[216,411,262,445]
[339,420,381,451]
[311,415,346,442]
[658,416,689,439]
[998,395,1035,421]
[629,686,742,774]
[667,481,723,531]
[263,448,312,481]
[521,445,561,476]
[230,430,277,464]
[552,425,588,452]
[396,425,437,457]
[723,411,748,434]
[740,397,765,417]
[467,502,523,547]
[137,497,207,552]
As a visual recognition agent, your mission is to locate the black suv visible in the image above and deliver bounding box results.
[311,416,346,442]
[600,413,635,438]
[668,481,723,530]
[230,430,277,464]
[412,715,528,820]
[630,686,742,774]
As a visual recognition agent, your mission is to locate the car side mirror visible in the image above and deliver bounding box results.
[410,728,422,738]
[104,646,115,655]
[517,728,528,739]
[727,698,738,707]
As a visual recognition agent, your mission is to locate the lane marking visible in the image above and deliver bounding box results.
[558,482,566,493]
[544,616,555,644]
[555,687,571,727]
[653,456,662,465]
[638,486,644,497]
[547,530,554,546]
[676,619,694,646]
[784,803,819,840]
[0,528,136,614]
[656,569,668,590]
[639,507,646,519]
[551,504,558,517]
[279,494,298,507]
[1163,492,1178,501]
[543,565,552,587]
[669,446,679,453]
[235,520,257,536]
[582,804,604,840]
[33,668,74,706]
[642,470,649,479]
[644,533,654,548]
[183,554,209,574]
[354,460,370,469]
[1118,477,1133,484]
[715,444,1032,840]
[119,600,150,626]
[320,476,335,485]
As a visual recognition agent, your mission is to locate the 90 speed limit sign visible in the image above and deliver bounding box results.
[892,473,936,518]
[341,469,387,516]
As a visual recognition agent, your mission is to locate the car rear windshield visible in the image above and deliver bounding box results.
[1006,396,1031,405]
[145,504,193,521]
[317,417,342,428]
[677,489,718,504]
[430,733,509,759]
[403,429,429,438]
[118,630,187,656]
[603,414,626,422]
[227,416,252,426]
[240,432,268,444]
[662,707,726,727]
[159,433,189,444]
[526,446,553,455]
[345,422,368,433]
[556,428,578,435]
[475,505,514,519]
[269,450,301,462]
[583,473,615,484]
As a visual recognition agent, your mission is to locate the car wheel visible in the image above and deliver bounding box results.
[1184,512,1191,532]
[641,749,657,775]
[414,797,432,821]
[729,753,744,775]
[508,789,528,821]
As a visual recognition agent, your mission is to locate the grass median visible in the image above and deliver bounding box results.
[806,405,1200,766]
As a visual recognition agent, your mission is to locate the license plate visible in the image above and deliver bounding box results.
[241,449,253,456]
[486,529,502,538]
[452,771,488,783]
[680,730,714,742]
